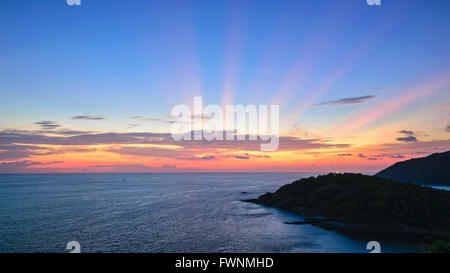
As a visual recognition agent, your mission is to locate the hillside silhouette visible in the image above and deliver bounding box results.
[246,173,450,239]
[375,151,450,186]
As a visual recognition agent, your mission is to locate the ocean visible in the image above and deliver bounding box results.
[0,173,420,253]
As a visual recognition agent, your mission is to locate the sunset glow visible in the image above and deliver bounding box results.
[0,0,449,174]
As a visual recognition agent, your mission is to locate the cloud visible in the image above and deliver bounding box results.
[71,115,105,120]
[50,129,97,135]
[398,130,428,138]
[144,117,178,124]
[106,146,184,159]
[371,153,406,159]
[84,164,173,172]
[34,121,61,130]
[396,136,418,142]
[337,153,352,156]
[9,128,97,136]
[398,130,414,135]
[357,153,379,160]
[0,145,53,160]
[126,124,141,130]
[200,155,216,160]
[0,128,352,167]
[0,130,350,152]
[0,160,63,173]
[312,95,375,107]
[375,139,450,154]
[63,148,97,153]
[175,155,217,161]
[140,114,214,125]
[0,131,166,146]
[190,113,215,121]
[370,88,389,92]
[0,144,98,161]
[82,163,202,173]
[106,146,258,161]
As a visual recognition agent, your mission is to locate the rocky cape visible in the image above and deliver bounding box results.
[245,173,450,241]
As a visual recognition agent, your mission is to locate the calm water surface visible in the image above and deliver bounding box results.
[0,173,419,253]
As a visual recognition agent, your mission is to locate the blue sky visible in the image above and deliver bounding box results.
[0,0,449,173]
[1,0,449,129]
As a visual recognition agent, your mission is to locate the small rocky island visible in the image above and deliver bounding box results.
[245,173,450,240]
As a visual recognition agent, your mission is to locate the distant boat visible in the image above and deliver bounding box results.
[241,191,248,194]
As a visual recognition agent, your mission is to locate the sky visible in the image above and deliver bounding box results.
[0,0,449,173]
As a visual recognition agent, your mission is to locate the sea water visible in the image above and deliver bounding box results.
[0,173,419,253]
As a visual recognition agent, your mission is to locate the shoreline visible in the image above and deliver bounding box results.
[244,198,448,244]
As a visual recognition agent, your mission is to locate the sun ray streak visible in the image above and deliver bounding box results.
[333,70,450,135]
[221,2,248,107]
[280,8,402,130]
